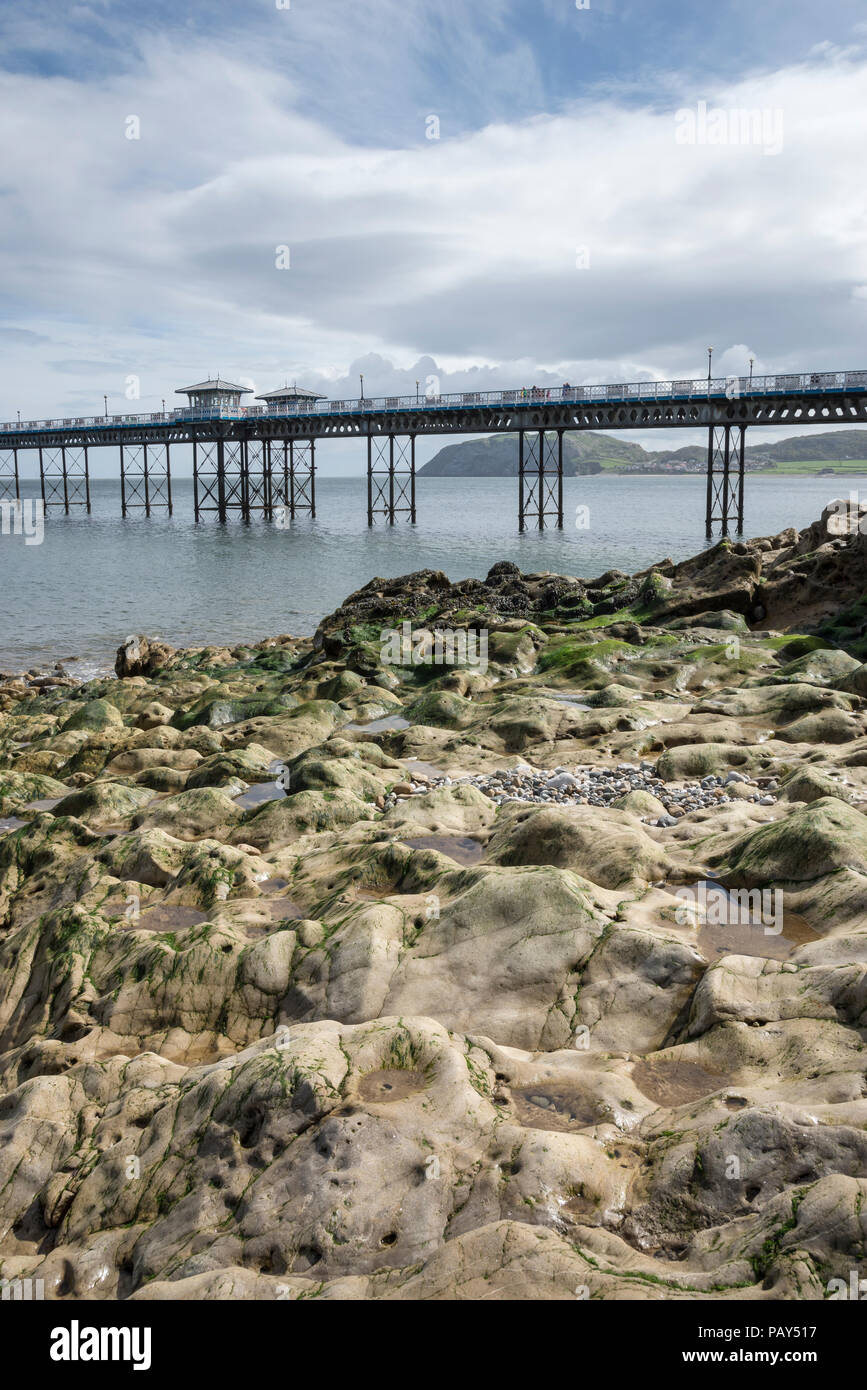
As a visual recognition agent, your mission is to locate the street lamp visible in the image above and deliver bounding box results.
[748,358,754,390]
[161,398,166,416]
[103,394,108,418]
[707,347,713,392]
[416,380,420,403]
[359,374,365,401]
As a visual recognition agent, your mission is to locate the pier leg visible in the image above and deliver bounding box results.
[118,443,170,515]
[705,425,745,537]
[240,439,268,519]
[263,440,273,519]
[192,439,200,521]
[217,438,227,522]
[0,448,19,502]
[192,439,223,519]
[705,427,716,538]
[518,430,560,529]
[557,429,564,528]
[410,434,416,524]
[39,447,74,512]
[518,431,525,532]
[367,434,413,523]
[388,436,395,526]
[721,429,731,538]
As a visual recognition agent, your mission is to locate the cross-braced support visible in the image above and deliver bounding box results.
[241,438,271,518]
[193,437,222,521]
[518,429,563,530]
[273,440,316,518]
[39,445,90,513]
[0,448,19,503]
[119,443,172,516]
[705,424,746,537]
[367,434,416,525]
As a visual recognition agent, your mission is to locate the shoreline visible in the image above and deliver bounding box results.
[3,503,867,1299]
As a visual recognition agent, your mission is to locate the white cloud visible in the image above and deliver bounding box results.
[0,21,866,476]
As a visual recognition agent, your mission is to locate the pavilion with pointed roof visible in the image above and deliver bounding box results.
[175,378,252,411]
[256,383,328,408]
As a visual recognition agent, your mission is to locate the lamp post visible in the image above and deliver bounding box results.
[161,398,166,416]
[749,358,754,391]
[359,374,364,402]
[103,394,108,419]
[707,347,713,395]
[416,380,420,403]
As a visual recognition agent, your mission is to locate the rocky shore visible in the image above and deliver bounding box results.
[2,502,867,1301]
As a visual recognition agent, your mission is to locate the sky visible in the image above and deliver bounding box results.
[0,0,865,473]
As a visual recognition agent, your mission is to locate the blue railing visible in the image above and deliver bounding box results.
[3,369,866,435]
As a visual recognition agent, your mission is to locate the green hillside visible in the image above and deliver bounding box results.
[420,428,867,476]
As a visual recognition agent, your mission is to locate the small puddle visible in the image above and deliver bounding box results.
[0,817,26,835]
[632,1058,730,1108]
[672,880,819,962]
[261,897,306,921]
[23,797,64,812]
[511,1083,599,1132]
[257,878,306,919]
[401,834,484,865]
[357,1068,428,1103]
[545,693,593,710]
[233,781,287,810]
[343,715,410,734]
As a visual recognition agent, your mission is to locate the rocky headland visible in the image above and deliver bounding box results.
[2,501,867,1301]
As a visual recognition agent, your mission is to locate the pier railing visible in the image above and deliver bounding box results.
[4,369,866,434]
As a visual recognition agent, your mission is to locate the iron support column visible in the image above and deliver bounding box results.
[193,439,200,520]
[721,428,731,538]
[557,429,564,528]
[217,437,226,523]
[410,434,416,523]
[518,430,526,532]
[389,434,395,526]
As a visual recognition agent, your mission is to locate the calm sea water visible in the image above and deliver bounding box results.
[0,474,851,676]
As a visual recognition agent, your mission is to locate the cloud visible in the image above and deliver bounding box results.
[0,6,866,475]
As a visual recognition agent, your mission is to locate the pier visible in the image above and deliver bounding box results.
[1,369,865,535]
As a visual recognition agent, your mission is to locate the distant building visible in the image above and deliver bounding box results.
[175,378,252,411]
[256,384,328,409]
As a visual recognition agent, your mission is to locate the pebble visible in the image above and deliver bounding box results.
[387,764,781,817]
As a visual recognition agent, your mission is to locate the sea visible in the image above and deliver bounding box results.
[0,473,854,679]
